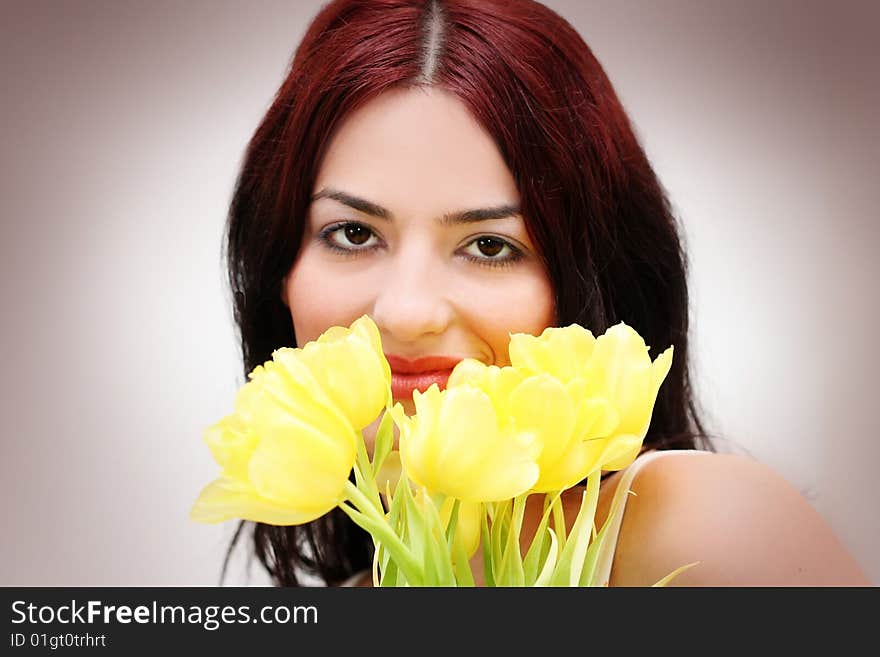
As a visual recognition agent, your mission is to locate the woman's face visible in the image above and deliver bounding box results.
[282,87,555,427]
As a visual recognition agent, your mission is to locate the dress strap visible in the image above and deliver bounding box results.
[592,449,708,586]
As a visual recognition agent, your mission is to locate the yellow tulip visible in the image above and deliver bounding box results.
[293,315,391,430]
[191,316,391,525]
[447,358,526,416]
[582,323,672,438]
[508,323,596,382]
[448,359,586,493]
[580,322,673,470]
[392,385,540,502]
[508,322,673,481]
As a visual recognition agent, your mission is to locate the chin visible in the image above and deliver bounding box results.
[393,397,417,415]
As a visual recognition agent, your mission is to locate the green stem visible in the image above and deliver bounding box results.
[342,480,422,584]
[496,495,527,585]
[552,493,567,546]
[353,434,383,513]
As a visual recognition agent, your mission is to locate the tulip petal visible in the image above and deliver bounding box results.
[532,435,606,492]
[401,386,539,502]
[203,415,258,480]
[652,346,674,390]
[298,334,388,431]
[400,386,444,484]
[436,387,536,500]
[244,357,354,442]
[189,477,326,525]
[599,434,644,471]
[247,418,354,513]
[573,394,619,441]
[509,324,595,381]
[509,373,575,468]
[447,358,489,389]
[583,323,657,437]
[350,314,392,386]
[447,362,525,421]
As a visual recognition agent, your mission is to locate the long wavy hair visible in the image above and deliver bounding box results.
[222,0,712,586]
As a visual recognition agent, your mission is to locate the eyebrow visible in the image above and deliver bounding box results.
[311,187,521,225]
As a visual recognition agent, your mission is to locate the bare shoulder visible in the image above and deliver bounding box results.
[608,451,870,586]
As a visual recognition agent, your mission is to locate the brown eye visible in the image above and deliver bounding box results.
[344,224,371,245]
[476,237,504,257]
[460,235,523,268]
[319,221,380,254]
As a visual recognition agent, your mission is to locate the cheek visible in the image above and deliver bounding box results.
[284,253,375,345]
[457,270,555,365]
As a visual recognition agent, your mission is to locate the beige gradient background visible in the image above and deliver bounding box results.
[1,0,877,586]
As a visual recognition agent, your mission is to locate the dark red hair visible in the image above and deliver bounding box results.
[224,0,710,586]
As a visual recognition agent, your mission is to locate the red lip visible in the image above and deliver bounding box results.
[385,355,463,399]
[385,355,463,373]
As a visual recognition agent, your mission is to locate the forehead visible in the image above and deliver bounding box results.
[313,87,520,215]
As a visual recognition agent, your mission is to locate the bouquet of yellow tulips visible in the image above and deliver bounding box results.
[191,316,688,586]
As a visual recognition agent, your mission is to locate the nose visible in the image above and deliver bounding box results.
[370,253,454,345]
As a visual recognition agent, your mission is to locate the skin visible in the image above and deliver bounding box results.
[596,452,870,586]
[282,87,871,587]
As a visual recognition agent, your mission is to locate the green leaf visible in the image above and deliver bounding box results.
[440,497,476,585]
[353,437,382,514]
[551,470,600,586]
[579,515,609,587]
[381,479,405,584]
[481,510,495,588]
[444,497,460,546]
[583,480,634,587]
[375,544,391,586]
[523,491,562,586]
[533,528,560,587]
[569,470,601,586]
[371,543,380,587]
[379,561,399,586]
[552,493,568,549]
[397,478,430,584]
[652,562,700,587]
[497,495,526,586]
[420,489,455,585]
[338,501,422,585]
[372,410,394,476]
[489,500,511,584]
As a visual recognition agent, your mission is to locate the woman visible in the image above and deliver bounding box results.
[222,0,868,586]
